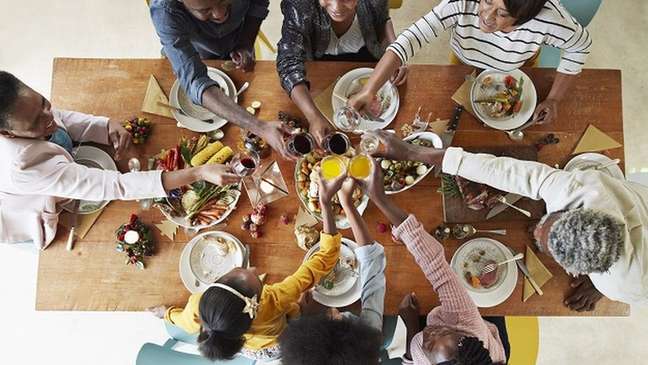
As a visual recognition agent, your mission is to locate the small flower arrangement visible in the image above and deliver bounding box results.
[115,214,155,269]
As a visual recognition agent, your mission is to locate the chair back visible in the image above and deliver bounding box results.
[136,342,256,365]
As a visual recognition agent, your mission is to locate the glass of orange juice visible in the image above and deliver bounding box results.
[348,154,373,180]
[320,155,347,180]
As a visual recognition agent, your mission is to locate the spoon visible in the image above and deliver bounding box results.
[506,119,536,141]
[481,253,524,275]
[453,224,507,239]
[497,195,532,218]
[236,81,250,97]
[595,158,621,171]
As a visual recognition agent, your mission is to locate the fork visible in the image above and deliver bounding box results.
[497,195,532,217]
[481,253,524,275]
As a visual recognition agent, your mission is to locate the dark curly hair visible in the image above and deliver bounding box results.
[279,314,383,365]
[503,0,547,25]
[197,275,255,361]
[0,71,22,130]
[436,336,497,365]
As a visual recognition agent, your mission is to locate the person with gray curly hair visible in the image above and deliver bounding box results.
[367,130,648,311]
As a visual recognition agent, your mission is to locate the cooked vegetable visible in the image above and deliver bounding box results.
[191,141,224,166]
[207,146,233,164]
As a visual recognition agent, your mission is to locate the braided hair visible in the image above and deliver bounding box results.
[437,336,494,365]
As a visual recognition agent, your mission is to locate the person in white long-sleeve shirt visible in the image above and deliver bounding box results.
[0,71,239,249]
[367,130,648,311]
[350,0,592,126]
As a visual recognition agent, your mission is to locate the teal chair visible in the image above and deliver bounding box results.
[538,0,602,68]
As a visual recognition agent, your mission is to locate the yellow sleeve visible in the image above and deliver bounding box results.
[164,293,203,334]
[263,233,341,313]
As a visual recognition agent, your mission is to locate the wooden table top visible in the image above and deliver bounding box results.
[36,58,629,316]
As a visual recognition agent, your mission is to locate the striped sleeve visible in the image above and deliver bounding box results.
[540,0,591,74]
[386,0,464,64]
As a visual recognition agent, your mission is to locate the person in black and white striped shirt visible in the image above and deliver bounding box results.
[349,0,592,125]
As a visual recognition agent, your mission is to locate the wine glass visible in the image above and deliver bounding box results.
[286,132,315,157]
[359,132,379,154]
[230,150,260,177]
[322,132,351,155]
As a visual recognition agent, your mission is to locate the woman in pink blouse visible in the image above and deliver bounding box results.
[360,161,506,364]
[0,71,238,249]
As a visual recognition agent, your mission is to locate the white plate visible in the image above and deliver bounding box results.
[158,186,241,232]
[169,67,237,132]
[470,69,537,131]
[332,67,400,131]
[180,231,247,294]
[383,131,443,195]
[305,243,358,297]
[294,156,369,230]
[450,238,517,308]
[62,146,117,214]
[306,238,365,308]
[564,153,624,179]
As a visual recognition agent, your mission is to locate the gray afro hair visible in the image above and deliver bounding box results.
[547,209,625,275]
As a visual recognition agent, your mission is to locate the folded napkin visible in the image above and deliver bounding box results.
[523,245,553,302]
[141,75,174,119]
[155,219,178,241]
[572,124,622,155]
[58,208,105,240]
[450,71,477,117]
[313,80,337,124]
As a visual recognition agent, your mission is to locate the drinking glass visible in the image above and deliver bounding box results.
[230,150,260,177]
[334,106,362,133]
[286,132,315,157]
[322,132,351,155]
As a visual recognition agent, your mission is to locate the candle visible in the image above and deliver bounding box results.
[124,230,140,244]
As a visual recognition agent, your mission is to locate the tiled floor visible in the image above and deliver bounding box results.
[1,1,647,364]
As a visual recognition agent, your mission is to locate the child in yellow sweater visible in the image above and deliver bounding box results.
[151,171,346,361]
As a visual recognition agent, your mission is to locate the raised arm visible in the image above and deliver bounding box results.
[339,178,386,330]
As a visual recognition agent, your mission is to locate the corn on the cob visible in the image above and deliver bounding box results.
[207,146,233,164]
[190,141,223,166]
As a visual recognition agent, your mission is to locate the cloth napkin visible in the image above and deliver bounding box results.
[58,208,105,240]
[572,124,622,155]
[141,75,174,119]
[523,245,553,302]
[450,71,477,117]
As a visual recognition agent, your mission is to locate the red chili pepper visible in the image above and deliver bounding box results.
[173,146,180,170]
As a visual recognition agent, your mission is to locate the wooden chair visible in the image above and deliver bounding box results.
[389,0,403,10]
[538,0,602,68]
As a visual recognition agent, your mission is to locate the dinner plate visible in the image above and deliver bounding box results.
[304,243,358,297]
[180,231,247,294]
[384,131,443,195]
[294,160,370,230]
[169,67,237,133]
[62,146,117,214]
[450,238,517,308]
[158,186,241,232]
[470,69,537,131]
[331,67,400,131]
[564,153,624,179]
[306,238,366,308]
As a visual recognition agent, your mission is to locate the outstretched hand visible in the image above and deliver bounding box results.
[260,121,296,161]
[564,275,603,312]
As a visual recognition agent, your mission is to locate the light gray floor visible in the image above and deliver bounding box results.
[1,1,647,364]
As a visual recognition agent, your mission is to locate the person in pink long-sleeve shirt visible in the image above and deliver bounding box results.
[362,161,506,364]
[0,71,239,249]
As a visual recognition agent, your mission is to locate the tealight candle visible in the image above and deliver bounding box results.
[124,230,140,244]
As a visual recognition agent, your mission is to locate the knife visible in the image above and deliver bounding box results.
[66,199,81,251]
[435,105,464,177]
[486,192,523,220]
[507,246,543,296]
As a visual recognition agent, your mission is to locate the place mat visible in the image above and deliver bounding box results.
[523,245,553,302]
[313,80,337,124]
[141,74,174,119]
[451,71,477,117]
[58,208,105,240]
[572,124,622,155]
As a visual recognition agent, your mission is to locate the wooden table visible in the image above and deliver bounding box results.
[36,58,629,316]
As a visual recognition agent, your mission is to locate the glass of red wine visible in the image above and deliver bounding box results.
[322,132,351,155]
[286,132,315,157]
[231,150,260,177]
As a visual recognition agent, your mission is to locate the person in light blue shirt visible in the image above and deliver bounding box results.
[150,0,295,160]
[279,178,386,365]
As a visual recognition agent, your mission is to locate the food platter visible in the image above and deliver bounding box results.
[450,238,517,308]
[564,153,624,179]
[303,238,365,308]
[295,152,369,230]
[331,67,400,131]
[470,69,537,131]
[180,231,247,293]
[379,131,442,194]
[62,146,117,214]
[170,66,238,132]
